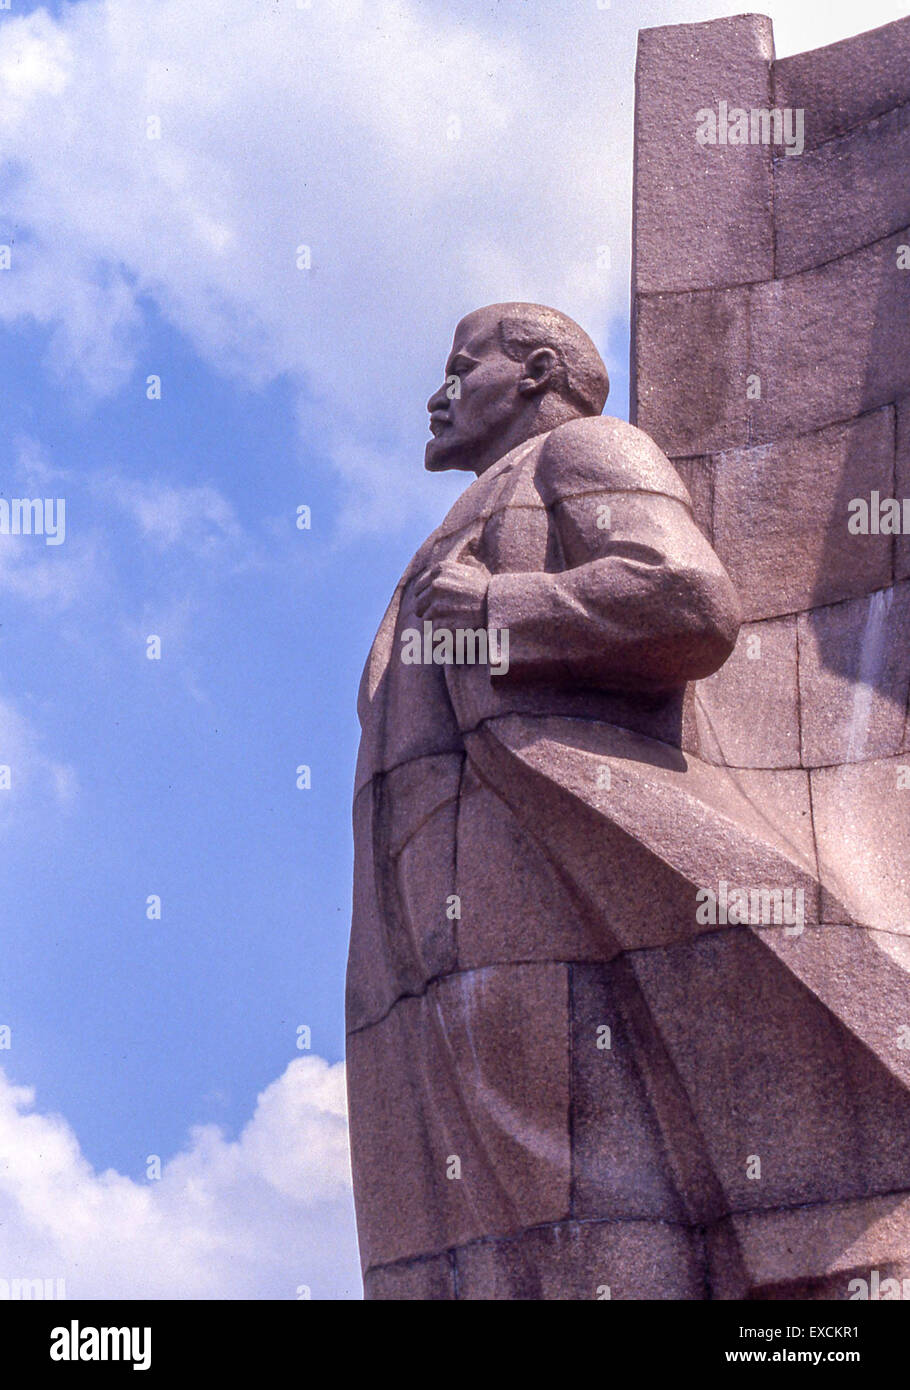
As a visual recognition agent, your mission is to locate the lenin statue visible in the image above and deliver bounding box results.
[346,303,900,1300]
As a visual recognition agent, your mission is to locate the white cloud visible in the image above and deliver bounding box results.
[0,1056,362,1299]
[0,0,630,531]
[0,693,77,822]
[2,0,909,541]
[95,474,245,557]
[0,437,106,609]
[0,531,103,610]
[0,436,255,622]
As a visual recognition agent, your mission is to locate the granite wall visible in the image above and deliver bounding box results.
[634,11,910,944]
[631,12,910,1294]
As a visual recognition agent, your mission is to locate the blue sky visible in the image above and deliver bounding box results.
[0,0,907,1300]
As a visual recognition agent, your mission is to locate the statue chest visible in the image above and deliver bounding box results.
[423,442,559,576]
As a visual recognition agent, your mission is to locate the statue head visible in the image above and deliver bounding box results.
[425,302,609,476]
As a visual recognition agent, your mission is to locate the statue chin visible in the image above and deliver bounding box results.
[424,439,471,472]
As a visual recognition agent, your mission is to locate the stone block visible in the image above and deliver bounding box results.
[753,923,910,1095]
[376,752,463,860]
[775,102,910,276]
[774,15,910,151]
[712,409,894,621]
[694,615,799,767]
[347,755,461,1034]
[633,287,752,456]
[346,964,571,1270]
[713,1191,910,1298]
[455,1218,705,1300]
[346,781,402,1034]
[629,925,910,1214]
[749,236,910,442]
[570,960,691,1224]
[634,15,774,294]
[897,397,910,583]
[720,767,816,868]
[453,764,602,970]
[798,583,910,766]
[810,754,910,931]
[364,1254,455,1300]
[672,456,714,541]
[389,770,459,975]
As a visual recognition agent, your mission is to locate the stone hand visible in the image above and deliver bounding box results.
[413,560,489,626]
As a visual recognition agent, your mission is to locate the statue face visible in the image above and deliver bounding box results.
[424,310,524,474]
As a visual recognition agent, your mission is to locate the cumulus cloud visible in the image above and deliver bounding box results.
[0,1056,362,1299]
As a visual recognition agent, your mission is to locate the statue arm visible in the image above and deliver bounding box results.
[485,417,740,692]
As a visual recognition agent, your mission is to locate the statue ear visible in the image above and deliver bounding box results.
[518,346,561,397]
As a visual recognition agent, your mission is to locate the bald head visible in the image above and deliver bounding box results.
[425,303,609,476]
